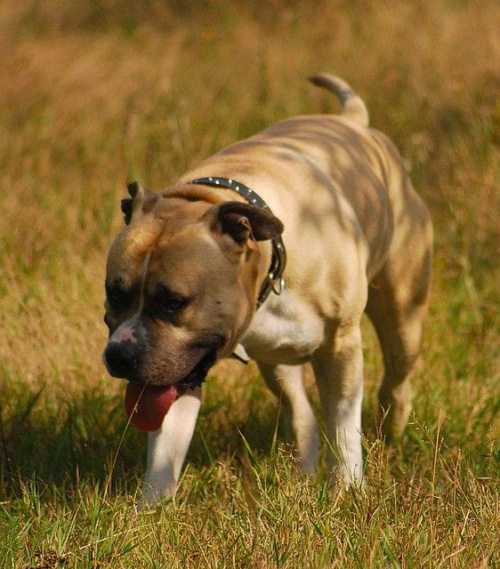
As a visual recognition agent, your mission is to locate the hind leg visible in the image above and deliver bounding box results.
[366,245,432,438]
[257,363,319,473]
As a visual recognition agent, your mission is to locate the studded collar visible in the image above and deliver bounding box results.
[189,177,286,309]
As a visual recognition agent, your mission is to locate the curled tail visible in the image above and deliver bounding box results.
[309,74,369,127]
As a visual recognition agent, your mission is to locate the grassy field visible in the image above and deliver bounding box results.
[1,1,499,567]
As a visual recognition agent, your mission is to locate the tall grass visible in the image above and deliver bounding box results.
[1,1,499,567]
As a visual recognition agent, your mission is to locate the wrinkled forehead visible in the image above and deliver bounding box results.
[105,215,162,286]
[106,199,210,275]
[145,226,231,291]
[105,206,229,294]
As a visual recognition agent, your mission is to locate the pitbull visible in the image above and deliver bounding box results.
[103,74,432,505]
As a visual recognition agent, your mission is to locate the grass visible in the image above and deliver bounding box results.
[1,0,499,567]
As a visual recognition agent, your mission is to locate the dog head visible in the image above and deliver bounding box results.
[102,181,283,391]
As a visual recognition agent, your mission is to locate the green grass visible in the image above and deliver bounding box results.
[1,1,499,567]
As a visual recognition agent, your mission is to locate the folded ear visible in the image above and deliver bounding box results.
[121,181,158,225]
[208,201,283,245]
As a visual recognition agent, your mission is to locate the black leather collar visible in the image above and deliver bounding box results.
[190,177,286,308]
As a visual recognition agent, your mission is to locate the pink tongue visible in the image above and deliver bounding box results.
[125,383,178,432]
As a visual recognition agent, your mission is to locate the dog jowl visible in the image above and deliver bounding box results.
[103,74,432,505]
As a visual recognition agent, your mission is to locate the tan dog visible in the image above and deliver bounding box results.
[103,75,432,505]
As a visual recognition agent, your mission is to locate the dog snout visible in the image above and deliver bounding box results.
[104,340,141,379]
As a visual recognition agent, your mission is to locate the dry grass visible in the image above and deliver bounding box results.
[1,1,499,567]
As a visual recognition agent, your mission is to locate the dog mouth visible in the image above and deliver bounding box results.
[124,345,220,432]
[176,346,219,393]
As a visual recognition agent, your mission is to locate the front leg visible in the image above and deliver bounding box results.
[312,324,364,486]
[257,362,319,474]
[140,387,202,507]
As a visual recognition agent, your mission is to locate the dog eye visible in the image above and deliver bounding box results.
[151,287,188,320]
[106,282,134,311]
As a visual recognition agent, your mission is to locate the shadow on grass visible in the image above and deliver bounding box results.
[0,377,282,500]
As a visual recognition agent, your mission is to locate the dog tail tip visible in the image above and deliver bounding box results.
[309,74,369,127]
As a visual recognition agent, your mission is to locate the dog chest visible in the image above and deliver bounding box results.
[240,290,325,365]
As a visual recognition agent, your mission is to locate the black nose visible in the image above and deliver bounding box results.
[104,341,141,379]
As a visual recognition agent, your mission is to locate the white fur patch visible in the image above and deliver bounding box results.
[241,290,324,364]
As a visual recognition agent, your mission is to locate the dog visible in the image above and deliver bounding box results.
[103,74,432,505]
